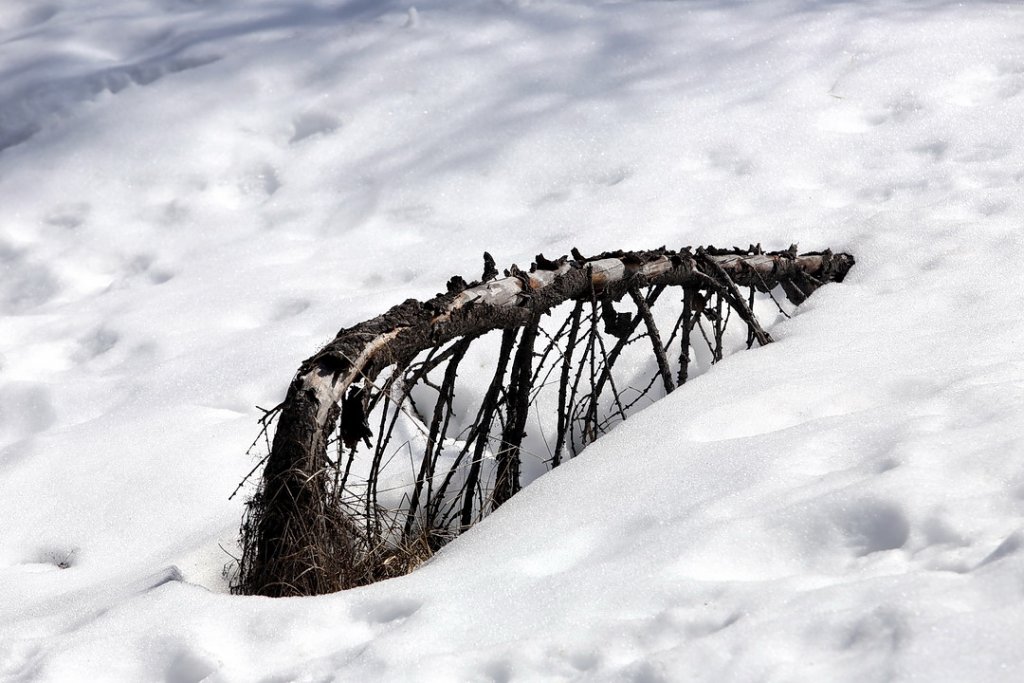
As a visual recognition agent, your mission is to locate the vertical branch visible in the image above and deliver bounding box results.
[628,283,674,396]
[460,329,517,530]
[580,284,667,448]
[553,300,584,468]
[713,291,724,363]
[530,311,575,387]
[493,314,541,509]
[333,445,357,507]
[592,322,628,424]
[403,336,473,538]
[427,401,491,529]
[678,288,693,386]
[746,285,756,349]
[366,387,396,539]
[567,304,598,458]
[428,335,517,530]
[583,282,602,447]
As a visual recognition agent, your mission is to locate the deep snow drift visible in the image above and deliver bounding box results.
[2,0,1023,680]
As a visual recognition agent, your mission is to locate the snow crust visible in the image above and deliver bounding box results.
[2,0,1023,680]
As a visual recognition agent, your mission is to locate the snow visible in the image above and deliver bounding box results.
[2,0,1024,680]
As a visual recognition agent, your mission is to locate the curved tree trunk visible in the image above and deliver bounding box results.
[234,246,854,597]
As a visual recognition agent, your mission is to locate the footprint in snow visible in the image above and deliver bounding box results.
[359,597,422,624]
[0,253,60,314]
[0,54,221,154]
[289,111,342,145]
[940,63,1024,107]
[0,383,57,438]
[239,163,281,199]
[706,146,755,176]
[44,202,91,230]
[815,92,922,134]
[816,105,889,134]
[269,297,311,322]
[125,253,175,285]
[592,166,633,187]
[482,659,512,683]
[834,498,910,556]
[910,140,948,162]
[75,326,120,362]
[164,647,218,683]
[995,61,1024,99]
[954,141,1011,164]
[841,607,908,655]
[977,199,1009,217]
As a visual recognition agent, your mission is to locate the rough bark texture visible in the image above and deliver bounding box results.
[233,245,854,597]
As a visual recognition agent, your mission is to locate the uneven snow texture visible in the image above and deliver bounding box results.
[2,0,1024,681]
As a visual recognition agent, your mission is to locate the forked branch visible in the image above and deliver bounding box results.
[233,245,854,597]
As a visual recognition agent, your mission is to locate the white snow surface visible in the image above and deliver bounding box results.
[2,0,1024,680]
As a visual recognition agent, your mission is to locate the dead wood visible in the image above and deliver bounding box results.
[232,245,854,597]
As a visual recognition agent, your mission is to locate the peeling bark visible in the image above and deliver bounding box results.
[234,245,854,597]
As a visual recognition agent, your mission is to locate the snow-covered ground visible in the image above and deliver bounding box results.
[2,0,1024,680]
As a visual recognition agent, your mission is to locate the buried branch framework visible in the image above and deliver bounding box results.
[233,245,854,597]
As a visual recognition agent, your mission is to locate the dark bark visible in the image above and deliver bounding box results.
[459,328,517,530]
[234,246,854,597]
[629,285,674,396]
[493,314,540,509]
[403,336,473,538]
[553,301,584,468]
